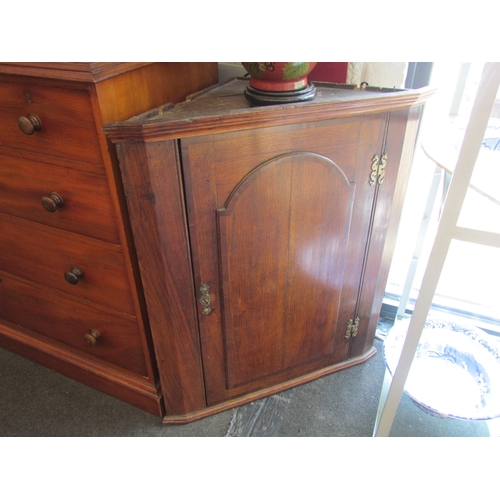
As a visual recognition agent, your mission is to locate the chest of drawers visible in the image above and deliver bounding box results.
[0,62,218,415]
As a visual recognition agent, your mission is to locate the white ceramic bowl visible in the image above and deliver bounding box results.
[384,317,500,420]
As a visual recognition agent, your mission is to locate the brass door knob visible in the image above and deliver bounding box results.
[84,329,102,346]
[18,114,42,135]
[41,192,64,212]
[64,266,84,285]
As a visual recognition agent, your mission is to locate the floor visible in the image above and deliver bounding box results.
[0,317,495,437]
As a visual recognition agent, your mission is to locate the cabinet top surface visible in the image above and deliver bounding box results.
[104,78,434,142]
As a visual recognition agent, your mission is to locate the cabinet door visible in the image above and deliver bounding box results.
[182,116,388,405]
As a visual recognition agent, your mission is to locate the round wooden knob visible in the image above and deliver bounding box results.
[18,114,42,135]
[84,329,102,346]
[64,266,84,285]
[41,192,64,212]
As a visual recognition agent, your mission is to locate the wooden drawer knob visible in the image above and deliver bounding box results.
[84,329,102,346]
[18,114,42,135]
[64,266,84,285]
[41,192,64,212]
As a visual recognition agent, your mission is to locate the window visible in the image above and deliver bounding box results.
[385,62,500,334]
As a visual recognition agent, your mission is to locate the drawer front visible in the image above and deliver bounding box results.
[0,273,148,375]
[0,153,120,243]
[0,213,135,315]
[0,82,103,166]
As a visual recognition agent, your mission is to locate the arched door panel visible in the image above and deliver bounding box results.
[217,152,354,387]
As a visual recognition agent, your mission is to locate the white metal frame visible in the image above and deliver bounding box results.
[373,62,500,437]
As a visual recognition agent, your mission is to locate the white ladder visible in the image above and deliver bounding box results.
[373,62,500,437]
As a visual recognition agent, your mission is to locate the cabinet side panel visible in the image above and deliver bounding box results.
[115,140,206,415]
[351,107,422,356]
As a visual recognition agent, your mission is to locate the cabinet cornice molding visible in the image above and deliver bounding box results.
[104,78,435,143]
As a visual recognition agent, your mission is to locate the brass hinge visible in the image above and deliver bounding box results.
[199,283,214,316]
[369,153,387,186]
[345,317,360,339]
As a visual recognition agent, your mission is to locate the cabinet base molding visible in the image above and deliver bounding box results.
[0,322,163,416]
[162,346,377,425]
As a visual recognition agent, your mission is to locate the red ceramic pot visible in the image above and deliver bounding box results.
[242,62,317,92]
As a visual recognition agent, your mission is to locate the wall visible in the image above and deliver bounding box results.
[218,62,409,89]
[346,62,408,88]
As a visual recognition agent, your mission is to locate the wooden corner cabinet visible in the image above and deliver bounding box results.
[104,78,433,424]
[0,62,218,416]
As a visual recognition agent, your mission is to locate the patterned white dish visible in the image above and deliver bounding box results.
[383,317,500,420]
